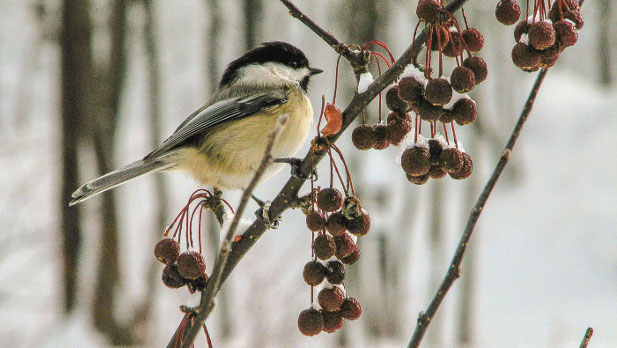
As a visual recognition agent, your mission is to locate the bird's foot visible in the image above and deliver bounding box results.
[252,195,280,229]
[274,157,317,180]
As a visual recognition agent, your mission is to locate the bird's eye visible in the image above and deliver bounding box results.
[290,61,298,68]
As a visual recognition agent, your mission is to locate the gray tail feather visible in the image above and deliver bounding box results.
[69,159,171,206]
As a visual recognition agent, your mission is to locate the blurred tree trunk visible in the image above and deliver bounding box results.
[597,0,612,85]
[242,0,262,50]
[90,0,135,344]
[206,0,221,94]
[134,0,171,337]
[60,0,92,314]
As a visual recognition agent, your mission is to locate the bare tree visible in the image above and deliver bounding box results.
[242,0,263,50]
[597,0,612,85]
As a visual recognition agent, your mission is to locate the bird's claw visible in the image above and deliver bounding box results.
[253,198,280,229]
[274,157,317,180]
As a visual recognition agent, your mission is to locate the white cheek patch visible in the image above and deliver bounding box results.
[235,63,308,87]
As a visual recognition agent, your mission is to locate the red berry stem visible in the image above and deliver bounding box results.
[410,21,422,65]
[330,143,356,196]
[461,7,470,28]
[450,122,459,148]
[442,122,450,144]
[203,324,213,348]
[198,204,204,253]
[436,21,444,76]
[414,113,419,143]
[370,53,384,123]
[327,148,349,196]
[332,55,343,105]
[363,40,396,65]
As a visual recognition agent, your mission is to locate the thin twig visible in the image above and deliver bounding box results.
[579,328,593,348]
[406,68,548,348]
[173,115,288,348]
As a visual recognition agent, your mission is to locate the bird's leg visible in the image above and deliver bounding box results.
[274,157,317,180]
[252,194,280,229]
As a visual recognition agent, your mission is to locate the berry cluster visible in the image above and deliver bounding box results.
[298,187,366,336]
[154,190,233,293]
[496,0,582,71]
[352,1,480,184]
[401,134,472,184]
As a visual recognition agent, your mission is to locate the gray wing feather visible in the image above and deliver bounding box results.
[145,92,286,160]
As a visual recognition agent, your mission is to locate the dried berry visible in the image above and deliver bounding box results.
[549,1,583,29]
[346,211,370,236]
[439,109,455,123]
[449,152,473,179]
[528,21,556,50]
[418,98,444,121]
[398,76,424,103]
[317,188,343,212]
[306,211,326,232]
[431,25,450,51]
[321,310,344,333]
[443,30,464,57]
[326,212,348,236]
[352,124,375,150]
[452,98,477,125]
[401,145,431,176]
[462,56,488,84]
[428,138,445,165]
[439,147,464,173]
[514,20,529,42]
[385,116,412,145]
[387,111,412,123]
[341,248,361,265]
[298,308,324,336]
[342,196,362,219]
[372,124,390,150]
[154,237,180,265]
[416,0,441,23]
[511,42,541,70]
[318,287,346,312]
[189,275,209,292]
[334,233,357,259]
[385,85,409,113]
[177,250,206,280]
[425,78,452,106]
[495,0,521,25]
[303,260,326,286]
[553,20,577,47]
[325,260,346,284]
[340,297,362,320]
[540,45,560,68]
[406,172,430,185]
[314,233,336,260]
[462,28,484,52]
[450,66,476,93]
[162,264,187,289]
[429,165,447,179]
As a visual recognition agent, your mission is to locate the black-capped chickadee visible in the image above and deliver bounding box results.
[70,41,322,205]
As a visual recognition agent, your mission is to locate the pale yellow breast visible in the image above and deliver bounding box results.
[171,87,313,189]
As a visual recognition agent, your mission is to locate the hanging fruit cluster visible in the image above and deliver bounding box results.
[352,0,480,185]
[297,97,367,336]
[496,0,582,71]
[154,190,233,293]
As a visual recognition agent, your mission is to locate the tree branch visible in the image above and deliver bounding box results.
[579,328,593,348]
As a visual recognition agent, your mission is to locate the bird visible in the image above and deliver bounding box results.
[70,41,323,206]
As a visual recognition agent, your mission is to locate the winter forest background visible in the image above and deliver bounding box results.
[1,0,616,347]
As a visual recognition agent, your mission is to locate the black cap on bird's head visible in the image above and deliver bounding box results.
[219,41,323,91]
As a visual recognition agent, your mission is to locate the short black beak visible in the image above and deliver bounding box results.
[309,67,324,76]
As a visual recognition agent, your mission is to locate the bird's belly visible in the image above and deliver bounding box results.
[172,92,313,189]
